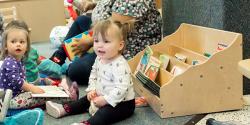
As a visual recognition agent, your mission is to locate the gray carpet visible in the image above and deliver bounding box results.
[32,42,193,125]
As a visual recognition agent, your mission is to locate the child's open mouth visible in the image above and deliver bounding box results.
[98,50,105,54]
[15,49,22,53]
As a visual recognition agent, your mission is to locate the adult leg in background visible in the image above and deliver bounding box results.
[67,52,96,85]
[64,15,92,40]
[64,15,95,85]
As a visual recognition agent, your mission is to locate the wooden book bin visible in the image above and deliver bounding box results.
[128,23,243,118]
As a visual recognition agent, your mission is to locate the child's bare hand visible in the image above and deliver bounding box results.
[22,82,45,94]
[87,90,97,101]
[93,96,107,108]
[32,86,45,94]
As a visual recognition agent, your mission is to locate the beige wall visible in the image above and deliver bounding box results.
[0,0,66,42]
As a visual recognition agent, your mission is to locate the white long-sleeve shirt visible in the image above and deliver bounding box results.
[86,56,135,107]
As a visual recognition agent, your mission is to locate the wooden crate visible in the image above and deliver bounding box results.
[128,23,243,118]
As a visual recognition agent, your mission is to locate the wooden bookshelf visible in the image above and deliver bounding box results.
[129,23,243,118]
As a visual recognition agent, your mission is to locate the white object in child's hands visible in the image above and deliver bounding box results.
[89,101,99,116]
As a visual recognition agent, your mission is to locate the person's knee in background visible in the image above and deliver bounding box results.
[67,53,96,85]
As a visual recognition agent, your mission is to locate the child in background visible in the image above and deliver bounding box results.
[24,47,55,85]
[46,19,135,125]
[0,20,77,109]
[24,46,40,84]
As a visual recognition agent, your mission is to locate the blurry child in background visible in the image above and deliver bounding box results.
[46,19,135,125]
[24,45,40,84]
[24,47,55,85]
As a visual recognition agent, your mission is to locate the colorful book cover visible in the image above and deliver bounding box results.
[159,54,170,69]
[135,45,153,74]
[144,56,161,81]
[63,30,93,61]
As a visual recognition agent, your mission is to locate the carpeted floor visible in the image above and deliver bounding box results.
[32,42,194,125]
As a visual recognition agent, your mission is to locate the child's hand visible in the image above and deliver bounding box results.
[93,96,107,108]
[32,86,45,94]
[87,90,97,101]
[22,82,45,94]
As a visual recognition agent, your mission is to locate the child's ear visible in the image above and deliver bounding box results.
[119,40,125,51]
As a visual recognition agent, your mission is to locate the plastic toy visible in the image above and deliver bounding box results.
[67,5,78,20]
[67,0,74,3]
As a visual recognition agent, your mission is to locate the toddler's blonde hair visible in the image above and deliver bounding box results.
[93,18,135,53]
